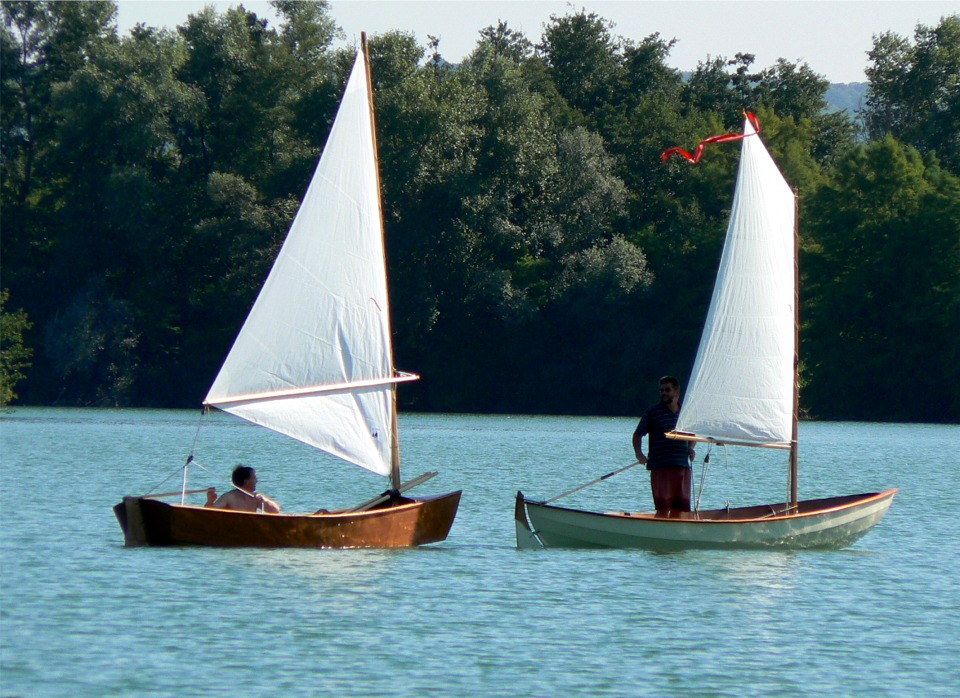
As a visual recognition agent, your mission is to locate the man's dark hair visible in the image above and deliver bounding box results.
[232,464,255,487]
[659,375,679,389]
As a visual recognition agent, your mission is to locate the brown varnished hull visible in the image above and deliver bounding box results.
[114,491,461,548]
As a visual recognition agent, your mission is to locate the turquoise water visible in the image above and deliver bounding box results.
[2,408,958,697]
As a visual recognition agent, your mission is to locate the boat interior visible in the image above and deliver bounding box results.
[604,490,895,522]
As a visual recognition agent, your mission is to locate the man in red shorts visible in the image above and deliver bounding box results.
[632,376,695,514]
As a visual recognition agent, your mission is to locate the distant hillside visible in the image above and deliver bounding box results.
[825,82,868,114]
[675,73,868,115]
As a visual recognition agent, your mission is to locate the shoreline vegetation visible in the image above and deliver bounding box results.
[2,2,958,423]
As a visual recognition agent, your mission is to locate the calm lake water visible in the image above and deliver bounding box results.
[2,408,958,697]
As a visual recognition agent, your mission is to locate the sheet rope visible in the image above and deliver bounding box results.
[142,408,236,500]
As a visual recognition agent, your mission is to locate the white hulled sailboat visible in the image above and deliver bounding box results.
[516,115,895,550]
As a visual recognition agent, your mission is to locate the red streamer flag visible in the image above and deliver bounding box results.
[662,112,761,164]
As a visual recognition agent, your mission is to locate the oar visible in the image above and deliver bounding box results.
[544,461,641,504]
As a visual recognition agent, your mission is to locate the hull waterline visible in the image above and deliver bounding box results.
[115,490,461,549]
[517,489,897,551]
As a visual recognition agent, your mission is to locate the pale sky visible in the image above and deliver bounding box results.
[115,1,958,84]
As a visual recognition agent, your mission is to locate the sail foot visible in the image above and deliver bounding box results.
[666,431,792,450]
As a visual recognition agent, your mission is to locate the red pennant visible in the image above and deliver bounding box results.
[662,112,760,164]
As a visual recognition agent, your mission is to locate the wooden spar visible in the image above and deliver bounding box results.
[389,406,401,491]
[360,33,402,492]
[666,431,792,450]
[204,373,418,407]
[790,188,800,508]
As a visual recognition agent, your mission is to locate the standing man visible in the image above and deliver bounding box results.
[632,376,695,514]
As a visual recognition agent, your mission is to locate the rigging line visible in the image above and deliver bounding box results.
[145,456,193,496]
[186,457,260,505]
[169,410,207,503]
[146,454,211,501]
[544,461,641,504]
[182,457,243,489]
[186,458,217,477]
[144,455,256,506]
[189,406,207,458]
[694,443,713,514]
[715,446,733,510]
[180,456,189,505]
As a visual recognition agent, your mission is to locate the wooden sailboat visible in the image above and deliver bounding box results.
[115,35,460,548]
[516,115,895,550]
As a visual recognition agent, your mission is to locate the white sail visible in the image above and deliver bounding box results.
[675,119,796,446]
[205,48,400,477]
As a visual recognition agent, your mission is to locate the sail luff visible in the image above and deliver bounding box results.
[790,188,800,506]
[361,33,402,491]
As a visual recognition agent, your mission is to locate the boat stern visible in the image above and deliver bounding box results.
[515,492,545,549]
[114,497,149,547]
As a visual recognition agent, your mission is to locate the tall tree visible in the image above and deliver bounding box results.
[864,15,960,173]
[1,1,118,300]
[3,2,955,422]
[804,137,960,421]
[0,290,33,406]
[1,0,124,402]
[684,53,757,126]
[538,10,624,119]
[478,20,533,63]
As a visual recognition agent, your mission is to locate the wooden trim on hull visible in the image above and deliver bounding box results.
[518,488,897,551]
[114,490,461,549]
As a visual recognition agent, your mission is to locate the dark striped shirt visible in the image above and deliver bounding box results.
[634,402,690,470]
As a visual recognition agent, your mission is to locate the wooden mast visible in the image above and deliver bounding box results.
[361,32,402,492]
[789,188,800,508]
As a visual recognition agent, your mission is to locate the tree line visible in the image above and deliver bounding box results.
[2,1,958,422]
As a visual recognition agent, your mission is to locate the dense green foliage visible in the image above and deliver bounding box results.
[2,2,957,422]
[0,289,33,405]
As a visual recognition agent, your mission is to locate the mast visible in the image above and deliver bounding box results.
[789,189,800,508]
[361,33,402,491]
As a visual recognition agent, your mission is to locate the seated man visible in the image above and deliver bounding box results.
[205,464,281,513]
